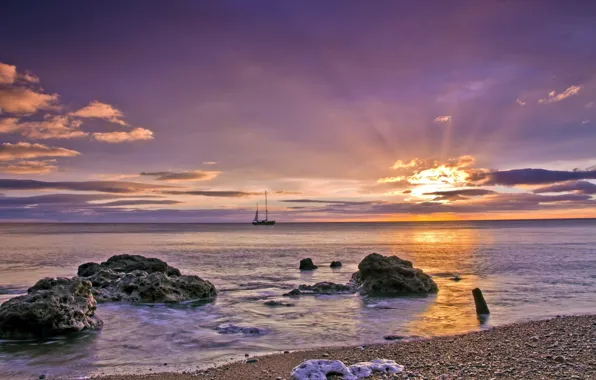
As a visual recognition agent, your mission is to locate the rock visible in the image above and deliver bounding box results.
[39,374,46,380]
[77,262,102,277]
[246,359,259,363]
[290,359,403,380]
[85,269,216,303]
[554,355,567,363]
[384,335,406,341]
[350,253,438,295]
[0,277,102,339]
[450,275,462,281]
[216,323,267,335]
[330,261,342,268]
[264,300,295,307]
[283,289,302,297]
[299,258,318,270]
[297,282,355,294]
[77,254,181,277]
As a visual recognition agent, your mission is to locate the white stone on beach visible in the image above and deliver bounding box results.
[290,358,404,380]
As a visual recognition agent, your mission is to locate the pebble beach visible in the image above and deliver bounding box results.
[93,314,596,380]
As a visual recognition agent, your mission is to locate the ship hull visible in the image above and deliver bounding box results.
[252,220,276,225]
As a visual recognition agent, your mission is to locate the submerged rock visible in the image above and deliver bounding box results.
[216,323,267,335]
[283,289,302,297]
[299,258,318,270]
[351,253,438,295]
[264,300,295,307]
[290,358,403,380]
[330,261,342,268]
[0,277,102,339]
[297,282,355,294]
[85,269,216,303]
[77,254,181,277]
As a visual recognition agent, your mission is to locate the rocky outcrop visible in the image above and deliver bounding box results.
[84,269,216,303]
[77,254,181,277]
[351,253,437,295]
[299,258,318,270]
[330,261,342,268]
[0,277,102,339]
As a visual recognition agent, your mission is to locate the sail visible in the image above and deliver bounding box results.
[253,204,259,222]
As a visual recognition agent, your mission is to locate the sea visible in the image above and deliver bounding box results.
[0,220,595,379]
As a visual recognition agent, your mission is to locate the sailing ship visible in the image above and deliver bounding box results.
[252,191,276,225]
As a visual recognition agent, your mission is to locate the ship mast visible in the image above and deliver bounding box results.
[265,191,268,221]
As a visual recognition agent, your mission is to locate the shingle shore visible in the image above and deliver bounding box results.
[91,314,596,380]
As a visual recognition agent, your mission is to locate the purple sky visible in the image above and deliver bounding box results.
[1,0,596,222]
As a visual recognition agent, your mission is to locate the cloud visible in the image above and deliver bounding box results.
[433,115,452,124]
[0,142,80,161]
[94,199,182,207]
[203,161,218,165]
[379,155,478,186]
[0,117,20,133]
[163,190,259,197]
[538,85,581,104]
[71,101,128,126]
[0,179,177,193]
[140,170,219,182]
[424,188,496,198]
[274,190,302,195]
[0,160,57,174]
[0,87,59,114]
[0,63,17,85]
[92,127,154,143]
[16,115,88,139]
[516,98,526,106]
[532,180,596,195]
[281,199,382,205]
[468,168,596,186]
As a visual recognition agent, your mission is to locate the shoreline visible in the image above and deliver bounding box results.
[92,314,596,380]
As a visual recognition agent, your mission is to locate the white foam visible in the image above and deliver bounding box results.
[290,358,404,380]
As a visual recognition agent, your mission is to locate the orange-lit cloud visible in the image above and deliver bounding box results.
[0,160,57,174]
[71,100,129,126]
[92,127,154,143]
[538,85,581,104]
[0,142,80,161]
[140,170,219,182]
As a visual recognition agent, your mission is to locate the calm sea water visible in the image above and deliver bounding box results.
[1,220,595,379]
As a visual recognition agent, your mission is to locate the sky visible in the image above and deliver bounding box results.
[1,0,596,222]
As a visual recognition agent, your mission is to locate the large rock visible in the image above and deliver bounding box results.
[85,269,216,303]
[77,254,181,277]
[299,258,318,270]
[0,277,102,339]
[351,253,438,295]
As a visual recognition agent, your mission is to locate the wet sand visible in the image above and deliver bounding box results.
[93,314,596,380]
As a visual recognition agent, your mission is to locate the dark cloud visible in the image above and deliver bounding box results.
[163,190,259,197]
[274,190,302,195]
[98,199,182,207]
[469,169,596,186]
[0,193,158,206]
[140,170,218,181]
[533,180,596,195]
[0,179,177,193]
[281,199,382,205]
[402,189,412,194]
[424,188,496,200]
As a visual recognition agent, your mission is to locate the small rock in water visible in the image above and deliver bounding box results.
[384,335,406,341]
[284,350,290,354]
[216,323,267,335]
[450,275,462,281]
[245,353,249,357]
[264,300,295,307]
[283,289,301,297]
[39,375,46,380]
[299,258,318,270]
[246,358,259,363]
[163,363,167,366]
[330,261,342,268]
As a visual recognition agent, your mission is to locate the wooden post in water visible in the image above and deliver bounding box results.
[472,288,490,315]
